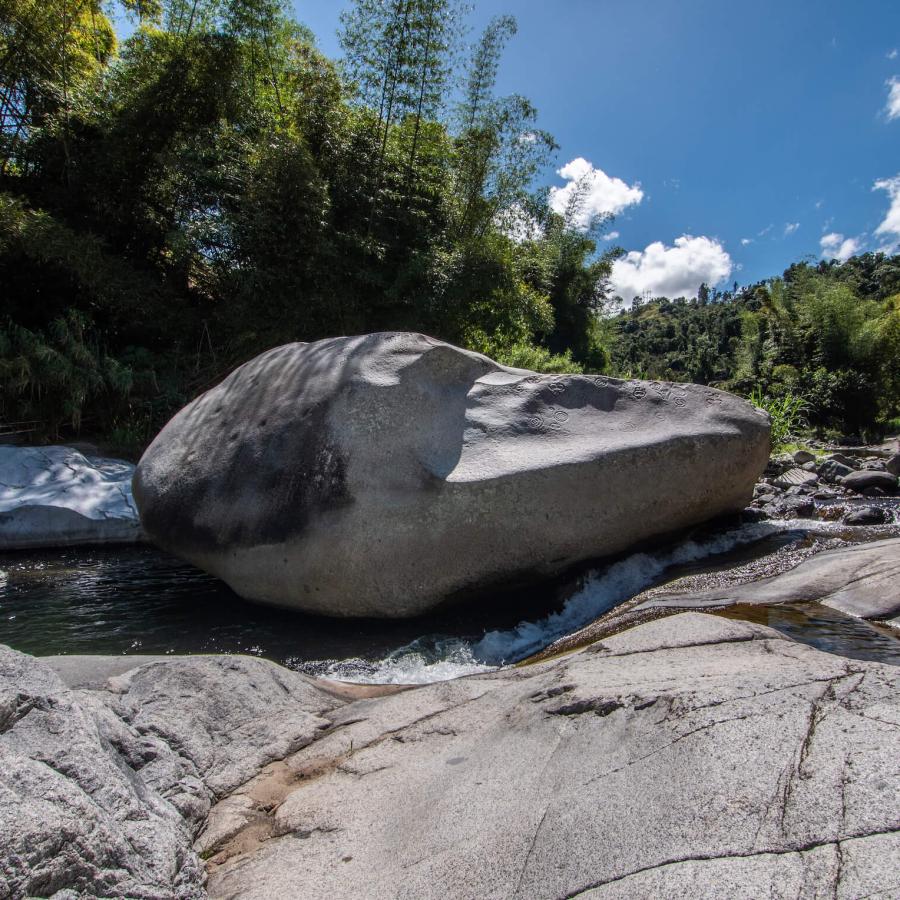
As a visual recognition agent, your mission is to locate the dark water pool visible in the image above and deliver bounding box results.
[0,546,558,670]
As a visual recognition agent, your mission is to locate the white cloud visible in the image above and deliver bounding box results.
[874,175,900,250]
[758,224,774,237]
[549,157,643,231]
[820,232,863,262]
[602,230,620,241]
[784,222,800,236]
[609,235,733,303]
[889,49,898,60]
[740,237,752,246]
[886,77,900,121]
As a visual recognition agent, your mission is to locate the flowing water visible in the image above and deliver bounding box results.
[1,518,898,683]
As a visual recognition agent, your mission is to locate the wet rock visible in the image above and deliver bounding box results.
[134,333,770,618]
[826,452,859,469]
[817,459,854,484]
[764,495,815,519]
[887,453,900,477]
[841,470,898,495]
[843,506,889,526]
[0,446,143,549]
[636,537,900,620]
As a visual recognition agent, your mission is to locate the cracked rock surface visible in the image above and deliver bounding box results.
[0,446,143,549]
[0,648,339,898]
[201,614,900,899]
[2,612,898,899]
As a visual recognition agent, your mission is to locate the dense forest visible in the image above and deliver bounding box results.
[609,253,900,440]
[1,0,898,450]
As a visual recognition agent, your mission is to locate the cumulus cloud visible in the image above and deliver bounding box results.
[886,77,900,121]
[784,222,800,236]
[602,230,620,241]
[820,232,863,262]
[549,158,643,231]
[874,175,900,250]
[609,235,733,303]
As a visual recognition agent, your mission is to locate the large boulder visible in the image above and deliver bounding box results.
[134,333,770,617]
[0,445,143,549]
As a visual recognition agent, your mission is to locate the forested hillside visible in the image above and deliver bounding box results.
[608,254,900,439]
[1,0,898,448]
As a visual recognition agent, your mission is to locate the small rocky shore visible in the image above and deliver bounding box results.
[748,443,900,525]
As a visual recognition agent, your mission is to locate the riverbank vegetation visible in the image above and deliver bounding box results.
[1,0,898,450]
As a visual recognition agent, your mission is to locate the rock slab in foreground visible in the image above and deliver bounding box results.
[134,333,770,617]
[203,613,900,899]
[0,647,340,899]
[0,445,143,549]
[2,612,898,899]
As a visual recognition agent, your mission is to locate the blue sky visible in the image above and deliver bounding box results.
[294,0,900,300]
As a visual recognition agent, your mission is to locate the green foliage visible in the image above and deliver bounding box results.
[0,310,131,436]
[9,0,896,453]
[486,342,583,374]
[1,0,617,445]
[749,387,808,452]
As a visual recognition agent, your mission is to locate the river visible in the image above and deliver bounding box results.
[2,515,899,683]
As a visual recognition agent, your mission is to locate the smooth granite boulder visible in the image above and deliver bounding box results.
[134,333,771,617]
[0,445,143,549]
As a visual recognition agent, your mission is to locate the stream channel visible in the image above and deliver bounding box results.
[2,513,899,683]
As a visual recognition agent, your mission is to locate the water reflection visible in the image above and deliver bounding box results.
[0,546,555,665]
[715,602,900,666]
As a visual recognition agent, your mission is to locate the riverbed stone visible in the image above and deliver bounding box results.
[773,467,818,489]
[843,505,889,526]
[887,453,900,476]
[817,459,854,483]
[0,445,143,549]
[636,537,900,619]
[840,469,898,494]
[134,333,771,618]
